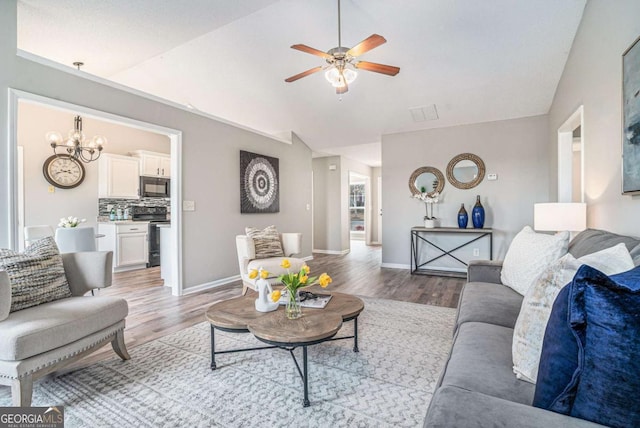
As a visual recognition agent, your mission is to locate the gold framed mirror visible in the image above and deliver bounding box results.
[409,166,445,196]
[446,153,486,189]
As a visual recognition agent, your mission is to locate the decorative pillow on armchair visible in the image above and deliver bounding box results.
[0,237,72,312]
[512,243,634,383]
[500,226,570,295]
[245,225,284,259]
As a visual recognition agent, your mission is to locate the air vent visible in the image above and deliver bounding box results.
[409,104,439,122]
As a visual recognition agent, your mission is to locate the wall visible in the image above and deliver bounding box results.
[18,102,170,232]
[381,115,549,267]
[371,167,382,244]
[312,156,342,252]
[312,156,374,253]
[548,0,640,236]
[0,1,313,290]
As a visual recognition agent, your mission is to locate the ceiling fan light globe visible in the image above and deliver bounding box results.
[342,68,357,84]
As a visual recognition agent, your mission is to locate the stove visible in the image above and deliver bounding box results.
[131,206,169,267]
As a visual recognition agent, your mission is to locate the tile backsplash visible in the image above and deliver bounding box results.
[98,198,170,217]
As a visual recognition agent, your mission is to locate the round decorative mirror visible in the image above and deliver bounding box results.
[446,153,486,189]
[409,166,445,196]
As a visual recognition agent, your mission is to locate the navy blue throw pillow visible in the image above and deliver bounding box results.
[567,265,640,427]
[532,284,579,413]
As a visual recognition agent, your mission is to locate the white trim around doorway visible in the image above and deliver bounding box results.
[7,88,184,296]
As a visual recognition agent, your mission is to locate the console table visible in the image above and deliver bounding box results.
[411,227,493,278]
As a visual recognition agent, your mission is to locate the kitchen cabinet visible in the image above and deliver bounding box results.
[98,154,140,199]
[132,150,171,178]
[98,222,148,272]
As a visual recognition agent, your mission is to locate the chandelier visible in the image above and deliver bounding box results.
[46,115,107,163]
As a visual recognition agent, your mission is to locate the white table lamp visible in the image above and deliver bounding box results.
[534,203,587,232]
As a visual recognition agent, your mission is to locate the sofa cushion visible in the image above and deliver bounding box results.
[569,228,640,263]
[0,237,72,312]
[424,386,606,428]
[501,226,570,295]
[533,284,577,412]
[512,244,634,384]
[440,322,535,405]
[247,257,305,279]
[245,226,284,259]
[455,282,523,330]
[0,296,128,360]
[568,265,640,428]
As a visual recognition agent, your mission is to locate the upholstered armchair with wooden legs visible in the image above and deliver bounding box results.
[236,233,305,295]
[0,251,130,406]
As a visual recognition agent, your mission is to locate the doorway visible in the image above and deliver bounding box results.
[557,106,584,202]
[348,172,371,244]
[8,89,184,296]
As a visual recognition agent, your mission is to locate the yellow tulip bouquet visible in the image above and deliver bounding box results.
[270,259,332,319]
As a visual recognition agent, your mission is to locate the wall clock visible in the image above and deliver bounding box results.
[42,155,86,189]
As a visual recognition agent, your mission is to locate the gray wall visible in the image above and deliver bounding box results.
[371,166,382,244]
[19,102,170,233]
[548,0,640,237]
[381,115,549,266]
[312,156,342,252]
[0,1,312,290]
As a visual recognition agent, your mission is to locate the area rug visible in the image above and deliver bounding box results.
[0,298,455,427]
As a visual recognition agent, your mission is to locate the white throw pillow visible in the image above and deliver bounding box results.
[501,226,570,296]
[512,243,634,384]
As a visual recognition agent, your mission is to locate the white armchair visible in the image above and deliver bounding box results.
[236,233,305,295]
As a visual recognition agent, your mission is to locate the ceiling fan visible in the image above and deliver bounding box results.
[284,0,400,95]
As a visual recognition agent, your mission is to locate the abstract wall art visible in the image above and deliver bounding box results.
[240,150,279,213]
[623,35,640,194]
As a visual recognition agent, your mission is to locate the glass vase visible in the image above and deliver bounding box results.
[472,195,485,229]
[285,289,302,320]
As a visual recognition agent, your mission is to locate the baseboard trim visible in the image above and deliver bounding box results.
[182,274,241,295]
[312,249,350,255]
[380,263,410,269]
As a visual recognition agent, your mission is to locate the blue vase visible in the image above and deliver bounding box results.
[472,195,485,229]
[457,204,468,229]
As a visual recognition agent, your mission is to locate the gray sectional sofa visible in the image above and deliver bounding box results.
[423,229,640,427]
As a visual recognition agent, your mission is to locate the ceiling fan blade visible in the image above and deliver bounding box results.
[290,44,332,59]
[285,66,323,83]
[355,61,400,76]
[346,34,387,57]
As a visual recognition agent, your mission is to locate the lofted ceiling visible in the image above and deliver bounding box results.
[17,0,586,166]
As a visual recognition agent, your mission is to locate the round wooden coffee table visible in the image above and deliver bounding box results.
[205,291,364,407]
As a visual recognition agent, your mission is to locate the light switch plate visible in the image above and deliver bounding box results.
[487,173,498,181]
[183,200,196,211]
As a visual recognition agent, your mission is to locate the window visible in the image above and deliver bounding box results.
[350,184,365,232]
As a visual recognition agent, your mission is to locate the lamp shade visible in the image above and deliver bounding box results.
[534,203,586,232]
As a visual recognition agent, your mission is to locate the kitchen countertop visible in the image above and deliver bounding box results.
[98,220,149,225]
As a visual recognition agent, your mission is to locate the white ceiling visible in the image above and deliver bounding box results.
[17,0,586,167]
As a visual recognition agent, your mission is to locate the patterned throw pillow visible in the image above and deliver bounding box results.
[245,226,284,259]
[0,237,73,312]
[512,244,634,383]
[500,226,570,295]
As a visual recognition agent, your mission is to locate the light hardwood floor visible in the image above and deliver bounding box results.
[77,241,464,366]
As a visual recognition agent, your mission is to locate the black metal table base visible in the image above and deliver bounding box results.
[210,316,359,407]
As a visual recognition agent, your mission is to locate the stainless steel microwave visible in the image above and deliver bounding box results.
[140,176,170,198]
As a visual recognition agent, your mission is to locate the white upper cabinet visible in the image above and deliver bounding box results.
[132,150,171,178]
[98,154,140,199]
